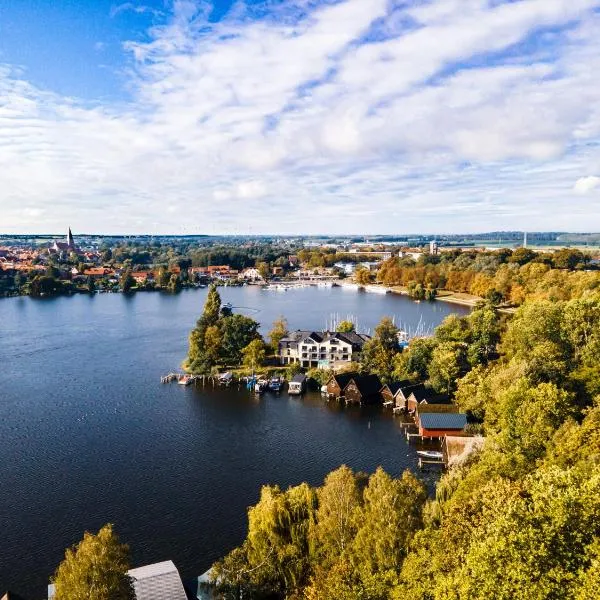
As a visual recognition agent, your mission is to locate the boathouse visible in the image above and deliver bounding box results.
[398,383,451,413]
[326,371,358,398]
[415,402,459,428]
[343,374,383,405]
[380,380,412,406]
[418,413,467,438]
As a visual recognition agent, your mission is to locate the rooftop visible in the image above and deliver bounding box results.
[419,413,467,431]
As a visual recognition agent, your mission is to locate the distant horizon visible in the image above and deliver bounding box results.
[2,230,600,239]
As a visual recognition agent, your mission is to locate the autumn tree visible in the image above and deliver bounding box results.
[268,316,288,354]
[337,320,355,333]
[242,339,266,371]
[52,524,134,600]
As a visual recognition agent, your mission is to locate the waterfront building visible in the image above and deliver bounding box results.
[325,371,359,398]
[343,374,383,405]
[278,330,370,369]
[418,413,468,438]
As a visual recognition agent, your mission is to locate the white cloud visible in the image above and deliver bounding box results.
[574,176,600,194]
[1,0,600,233]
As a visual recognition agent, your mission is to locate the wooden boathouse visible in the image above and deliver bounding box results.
[344,374,383,405]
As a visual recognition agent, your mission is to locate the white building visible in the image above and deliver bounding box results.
[278,330,371,369]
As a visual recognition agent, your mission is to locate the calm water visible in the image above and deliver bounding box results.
[0,287,468,597]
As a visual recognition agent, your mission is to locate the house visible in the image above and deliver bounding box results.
[272,266,284,276]
[240,267,263,281]
[326,372,358,398]
[344,374,383,405]
[131,271,154,284]
[48,560,188,600]
[83,267,112,278]
[380,380,412,405]
[418,413,467,439]
[278,330,370,368]
[394,383,450,412]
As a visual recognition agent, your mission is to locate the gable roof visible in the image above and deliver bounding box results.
[346,374,382,397]
[2,592,29,600]
[404,383,451,404]
[419,413,467,431]
[381,380,412,396]
[129,560,188,600]
[329,372,358,390]
[417,403,458,415]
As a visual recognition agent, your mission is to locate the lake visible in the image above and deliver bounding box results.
[0,286,469,597]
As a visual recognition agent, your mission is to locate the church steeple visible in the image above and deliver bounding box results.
[67,227,75,249]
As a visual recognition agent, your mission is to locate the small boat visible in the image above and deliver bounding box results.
[219,372,233,386]
[417,450,443,460]
[254,379,268,394]
[288,374,307,395]
[178,375,192,386]
[269,377,283,392]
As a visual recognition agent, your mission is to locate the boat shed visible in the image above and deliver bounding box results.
[418,413,468,438]
[2,592,29,600]
[344,374,383,405]
[325,372,358,398]
[380,380,412,405]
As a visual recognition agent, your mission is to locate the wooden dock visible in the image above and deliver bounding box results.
[418,458,445,470]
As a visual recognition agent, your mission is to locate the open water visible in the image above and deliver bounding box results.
[0,286,469,597]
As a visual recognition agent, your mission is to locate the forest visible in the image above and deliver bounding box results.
[210,290,600,600]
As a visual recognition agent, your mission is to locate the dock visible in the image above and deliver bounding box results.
[418,457,445,470]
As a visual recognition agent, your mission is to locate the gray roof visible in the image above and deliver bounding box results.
[49,561,187,600]
[279,330,371,349]
[419,413,467,431]
[129,560,188,600]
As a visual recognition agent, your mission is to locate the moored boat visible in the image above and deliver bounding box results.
[416,450,443,460]
[269,377,283,392]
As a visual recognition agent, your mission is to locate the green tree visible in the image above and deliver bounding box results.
[360,317,399,383]
[352,469,426,578]
[268,316,289,354]
[428,341,466,395]
[52,524,134,600]
[186,286,223,372]
[167,273,181,293]
[220,314,261,365]
[242,339,266,371]
[337,320,355,333]
[312,465,361,565]
[156,266,170,288]
[402,337,438,381]
[87,276,96,293]
[119,269,135,293]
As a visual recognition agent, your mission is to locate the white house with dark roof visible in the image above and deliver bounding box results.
[278,330,371,369]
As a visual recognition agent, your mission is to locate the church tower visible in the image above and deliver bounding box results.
[67,227,75,249]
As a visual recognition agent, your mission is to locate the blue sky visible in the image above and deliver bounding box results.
[1,0,599,234]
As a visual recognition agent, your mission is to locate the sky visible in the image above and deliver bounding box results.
[1,0,600,235]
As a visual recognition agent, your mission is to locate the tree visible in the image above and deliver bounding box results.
[509,247,537,266]
[186,285,223,372]
[204,325,222,367]
[220,314,261,365]
[167,273,181,293]
[243,339,266,371]
[312,465,361,564]
[119,269,135,293]
[156,266,170,288]
[360,317,399,383]
[52,524,134,600]
[87,276,96,293]
[352,469,426,577]
[354,266,373,285]
[402,337,438,381]
[337,320,355,333]
[268,316,288,354]
[257,261,270,280]
[428,341,466,395]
